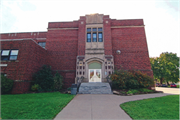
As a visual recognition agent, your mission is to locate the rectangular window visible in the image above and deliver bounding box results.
[1,50,19,61]
[1,50,10,60]
[93,28,97,32]
[98,28,102,31]
[10,50,19,60]
[38,42,46,48]
[87,33,91,42]
[87,28,91,32]
[93,33,97,42]
[98,32,103,42]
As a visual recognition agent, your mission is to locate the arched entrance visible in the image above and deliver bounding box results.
[88,62,102,82]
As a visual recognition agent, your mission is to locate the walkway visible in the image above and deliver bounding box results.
[54,93,172,120]
[155,87,180,94]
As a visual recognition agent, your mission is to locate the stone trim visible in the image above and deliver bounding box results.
[0,64,7,66]
[111,25,144,28]
[14,80,32,82]
[47,28,79,30]
[53,70,76,72]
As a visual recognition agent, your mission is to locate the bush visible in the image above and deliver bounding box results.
[127,90,133,94]
[110,69,154,90]
[33,65,54,91]
[131,89,140,94]
[53,72,63,91]
[138,88,153,93]
[1,76,14,94]
[31,84,41,92]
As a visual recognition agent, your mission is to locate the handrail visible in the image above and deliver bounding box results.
[106,75,112,87]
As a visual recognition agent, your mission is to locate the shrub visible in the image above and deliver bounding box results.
[138,88,153,93]
[33,65,54,91]
[110,69,154,90]
[131,89,140,94]
[31,84,41,92]
[1,76,14,94]
[127,90,133,94]
[53,72,63,91]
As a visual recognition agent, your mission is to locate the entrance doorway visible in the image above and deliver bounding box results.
[89,69,101,82]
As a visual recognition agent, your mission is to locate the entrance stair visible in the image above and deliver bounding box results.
[78,82,112,94]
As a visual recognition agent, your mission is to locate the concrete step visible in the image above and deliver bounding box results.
[78,82,112,94]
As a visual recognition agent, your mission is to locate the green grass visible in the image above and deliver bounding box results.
[120,95,179,119]
[1,92,75,119]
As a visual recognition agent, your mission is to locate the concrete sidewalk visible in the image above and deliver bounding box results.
[54,93,172,120]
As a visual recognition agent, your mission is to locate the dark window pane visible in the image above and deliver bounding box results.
[98,28,102,31]
[87,28,91,32]
[2,50,10,55]
[38,42,46,48]
[87,33,91,42]
[93,33,97,42]
[93,28,97,32]
[1,56,9,60]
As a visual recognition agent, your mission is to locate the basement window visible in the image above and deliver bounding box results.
[38,42,46,48]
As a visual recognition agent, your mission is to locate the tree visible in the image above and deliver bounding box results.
[150,52,179,85]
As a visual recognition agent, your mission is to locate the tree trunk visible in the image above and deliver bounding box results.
[160,78,164,84]
[166,81,169,85]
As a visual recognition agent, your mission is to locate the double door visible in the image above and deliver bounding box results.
[89,69,101,82]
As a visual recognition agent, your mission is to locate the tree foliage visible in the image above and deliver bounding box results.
[150,52,179,84]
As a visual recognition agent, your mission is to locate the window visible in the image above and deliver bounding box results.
[1,50,19,61]
[87,33,91,42]
[10,50,19,60]
[1,50,10,60]
[98,32,103,42]
[1,73,7,77]
[86,27,103,42]
[38,42,46,48]
[93,33,97,42]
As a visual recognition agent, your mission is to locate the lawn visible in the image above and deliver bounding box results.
[1,92,75,119]
[120,95,179,119]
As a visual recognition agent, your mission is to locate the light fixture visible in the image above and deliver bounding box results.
[116,50,121,54]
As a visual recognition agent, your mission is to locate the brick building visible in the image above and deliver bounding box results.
[0,14,153,94]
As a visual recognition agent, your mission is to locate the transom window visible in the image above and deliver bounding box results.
[38,42,46,48]
[1,50,19,61]
[86,27,103,42]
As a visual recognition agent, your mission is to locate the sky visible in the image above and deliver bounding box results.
[0,0,179,57]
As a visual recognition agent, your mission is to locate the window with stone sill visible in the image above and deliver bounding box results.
[86,27,103,42]
[1,50,19,61]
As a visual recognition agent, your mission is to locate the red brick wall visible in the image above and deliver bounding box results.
[46,21,78,87]
[111,21,153,77]
[111,19,144,26]
[0,40,47,94]
[0,32,47,39]
[77,17,86,55]
[48,21,78,28]
[103,17,113,55]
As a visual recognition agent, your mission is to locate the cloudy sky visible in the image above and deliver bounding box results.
[0,0,179,57]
